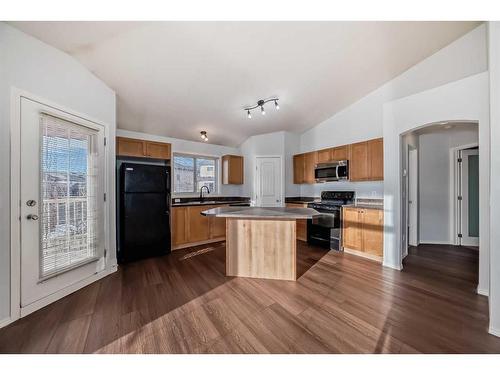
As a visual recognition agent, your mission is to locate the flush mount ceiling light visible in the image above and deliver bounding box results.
[200,131,208,142]
[244,98,279,119]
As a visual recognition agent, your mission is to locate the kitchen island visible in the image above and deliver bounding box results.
[201,206,319,281]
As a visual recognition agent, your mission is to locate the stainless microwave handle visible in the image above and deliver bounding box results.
[335,165,340,180]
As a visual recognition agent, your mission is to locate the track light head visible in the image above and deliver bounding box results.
[261,106,266,115]
[275,100,280,110]
[247,110,252,119]
[200,131,208,141]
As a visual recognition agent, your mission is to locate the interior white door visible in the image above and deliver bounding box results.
[20,98,106,310]
[408,148,418,247]
[459,148,479,247]
[255,157,282,207]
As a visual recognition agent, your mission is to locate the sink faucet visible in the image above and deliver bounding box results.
[199,186,210,201]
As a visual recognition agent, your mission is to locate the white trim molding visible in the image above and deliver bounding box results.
[477,287,489,297]
[489,326,500,338]
[9,88,116,325]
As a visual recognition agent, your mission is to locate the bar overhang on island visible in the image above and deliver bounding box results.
[201,206,320,281]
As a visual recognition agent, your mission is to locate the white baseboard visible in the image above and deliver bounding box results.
[0,317,14,329]
[489,326,500,338]
[419,240,453,245]
[383,261,403,271]
[477,287,489,296]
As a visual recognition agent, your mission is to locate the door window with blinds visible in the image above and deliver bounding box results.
[39,114,105,279]
[173,153,218,194]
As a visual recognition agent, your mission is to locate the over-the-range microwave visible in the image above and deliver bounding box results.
[314,160,349,182]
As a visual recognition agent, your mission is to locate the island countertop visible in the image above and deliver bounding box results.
[201,206,320,219]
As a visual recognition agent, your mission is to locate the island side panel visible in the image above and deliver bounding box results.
[225,218,297,281]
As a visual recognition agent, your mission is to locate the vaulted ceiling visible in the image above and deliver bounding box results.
[10,21,480,146]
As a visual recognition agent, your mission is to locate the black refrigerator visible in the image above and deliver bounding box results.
[119,163,171,263]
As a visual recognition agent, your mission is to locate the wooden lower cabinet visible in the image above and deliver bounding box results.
[210,213,226,238]
[342,207,363,250]
[342,207,383,260]
[172,204,228,249]
[186,206,211,243]
[286,203,308,241]
[172,206,188,247]
[362,208,384,257]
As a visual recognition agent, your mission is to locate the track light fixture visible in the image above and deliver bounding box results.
[244,98,279,119]
[200,131,208,142]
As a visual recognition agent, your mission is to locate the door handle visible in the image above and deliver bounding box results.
[27,214,39,221]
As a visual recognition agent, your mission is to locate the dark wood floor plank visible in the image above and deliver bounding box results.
[1,241,499,353]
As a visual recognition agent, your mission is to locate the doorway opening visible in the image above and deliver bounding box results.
[400,121,480,286]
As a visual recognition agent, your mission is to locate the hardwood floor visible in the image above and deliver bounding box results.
[1,242,499,353]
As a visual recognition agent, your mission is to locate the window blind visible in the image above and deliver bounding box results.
[39,113,104,279]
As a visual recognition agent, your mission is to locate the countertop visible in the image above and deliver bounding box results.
[342,204,384,210]
[172,200,248,207]
[201,206,320,219]
[284,197,320,204]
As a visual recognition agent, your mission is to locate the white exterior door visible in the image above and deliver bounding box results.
[20,98,106,312]
[255,157,282,207]
[408,148,418,247]
[459,148,479,247]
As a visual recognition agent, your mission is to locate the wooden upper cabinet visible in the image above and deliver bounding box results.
[145,141,171,159]
[303,151,318,184]
[116,137,145,157]
[317,148,332,163]
[349,141,369,181]
[222,155,244,185]
[331,145,348,161]
[292,137,382,183]
[317,145,348,163]
[117,136,171,160]
[368,138,384,181]
[293,154,305,184]
[349,138,383,181]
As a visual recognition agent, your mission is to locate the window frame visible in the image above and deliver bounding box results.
[172,152,219,196]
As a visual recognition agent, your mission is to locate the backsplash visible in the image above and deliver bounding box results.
[299,180,384,199]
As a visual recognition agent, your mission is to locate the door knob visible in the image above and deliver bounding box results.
[27,214,39,221]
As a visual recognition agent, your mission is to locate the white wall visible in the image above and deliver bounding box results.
[116,129,244,197]
[383,73,490,292]
[0,23,116,323]
[296,24,487,201]
[487,21,500,337]
[284,132,301,197]
[418,126,478,244]
[240,131,287,203]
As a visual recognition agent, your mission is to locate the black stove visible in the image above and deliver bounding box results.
[307,191,355,250]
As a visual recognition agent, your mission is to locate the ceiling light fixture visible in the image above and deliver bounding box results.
[200,131,208,142]
[244,98,279,119]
